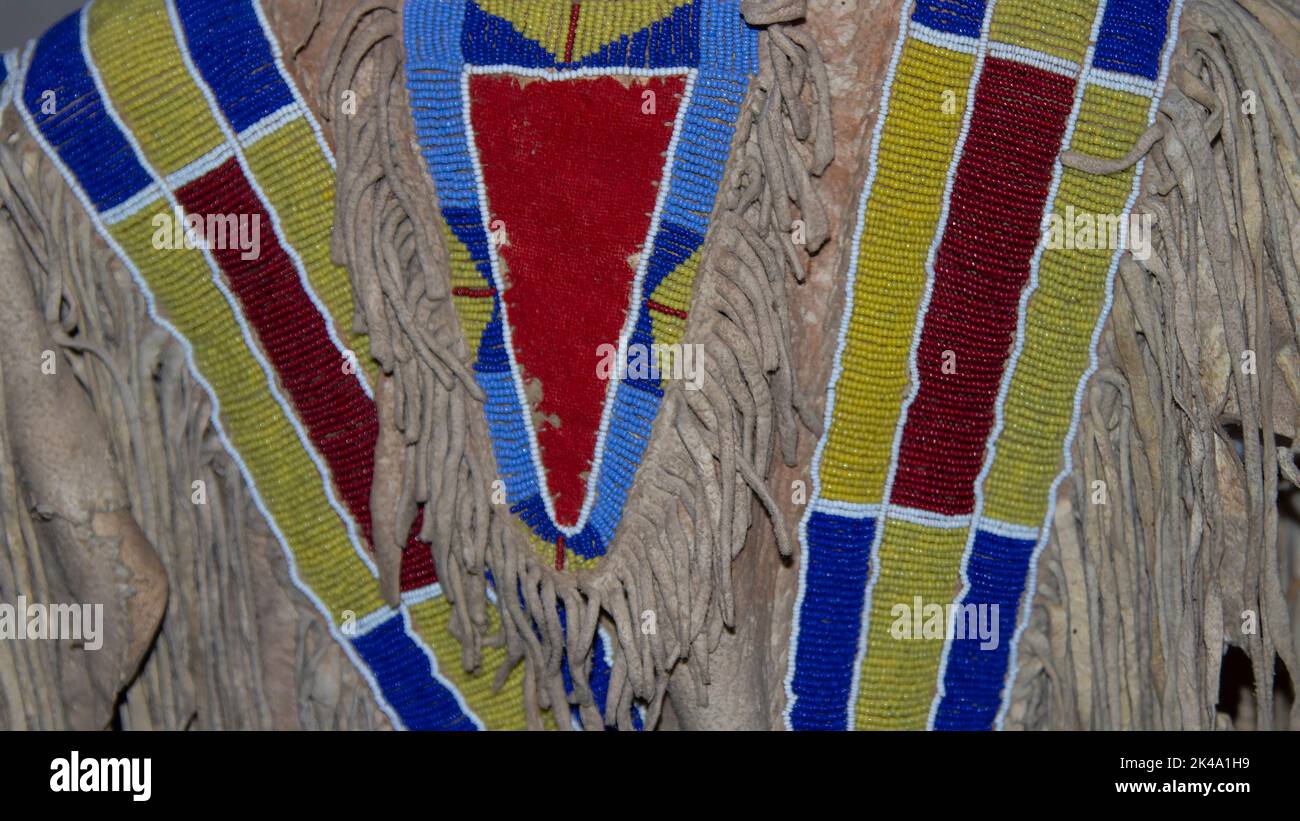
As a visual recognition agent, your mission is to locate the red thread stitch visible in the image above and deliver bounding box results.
[647,298,688,319]
[564,3,581,63]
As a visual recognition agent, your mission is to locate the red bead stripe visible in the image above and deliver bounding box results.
[468,72,684,526]
[889,58,1076,516]
[177,158,436,590]
[401,512,438,591]
[564,3,581,63]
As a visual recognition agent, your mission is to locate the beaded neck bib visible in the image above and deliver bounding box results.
[785,0,1182,730]
[404,0,758,572]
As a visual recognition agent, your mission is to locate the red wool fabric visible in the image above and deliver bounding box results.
[178,158,435,589]
[468,72,684,526]
[889,58,1076,516]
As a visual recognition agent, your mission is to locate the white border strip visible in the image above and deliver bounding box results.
[0,49,16,114]
[102,181,164,225]
[1087,66,1159,98]
[162,142,234,190]
[886,506,973,530]
[809,499,885,520]
[235,101,304,148]
[907,21,979,56]
[400,582,445,608]
[987,40,1081,78]
[979,516,1041,542]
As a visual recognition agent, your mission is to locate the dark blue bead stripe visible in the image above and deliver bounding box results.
[1093,0,1172,81]
[786,511,876,730]
[352,614,479,731]
[932,529,1037,730]
[173,0,296,133]
[910,0,988,39]
[22,10,154,213]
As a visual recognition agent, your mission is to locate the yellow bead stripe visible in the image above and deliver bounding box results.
[109,206,385,621]
[854,519,968,728]
[818,37,976,506]
[445,221,495,360]
[988,0,1096,64]
[87,0,224,177]
[981,84,1148,527]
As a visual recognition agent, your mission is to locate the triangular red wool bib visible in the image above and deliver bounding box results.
[468,73,685,525]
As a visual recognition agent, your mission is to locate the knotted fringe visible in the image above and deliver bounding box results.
[324,0,831,728]
[1007,0,1300,730]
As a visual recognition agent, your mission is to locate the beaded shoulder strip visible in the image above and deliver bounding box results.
[786,0,1182,730]
[404,0,758,572]
[14,0,562,730]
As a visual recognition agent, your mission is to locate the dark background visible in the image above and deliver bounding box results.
[4,0,86,51]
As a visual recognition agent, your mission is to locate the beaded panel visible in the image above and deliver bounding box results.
[785,0,1183,730]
